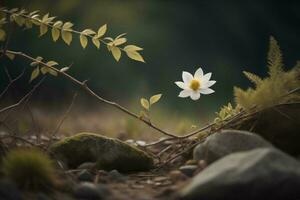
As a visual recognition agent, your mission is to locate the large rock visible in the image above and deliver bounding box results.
[181,148,300,200]
[50,132,154,172]
[193,130,272,164]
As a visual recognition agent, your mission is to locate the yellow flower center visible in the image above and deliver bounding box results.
[189,79,200,91]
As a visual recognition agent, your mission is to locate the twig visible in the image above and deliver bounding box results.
[47,93,78,147]
[0,77,45,114]
[3,49,179,138]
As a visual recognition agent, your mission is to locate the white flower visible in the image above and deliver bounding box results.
[175,67,216,100]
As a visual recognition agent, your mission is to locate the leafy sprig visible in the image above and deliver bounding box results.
[0,7,145,62]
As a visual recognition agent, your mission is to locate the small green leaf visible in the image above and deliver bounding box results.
[51,27,60,41]
[150,94,162,105]
[5,52,15,60]
[124,45,143,51]
[97,24,107,38]
[41,66,48,74]
[79,34,88,49]
[82,29,95,35]
[48,69,58,76]
[92,37,100,49]
[53,21,63,28]
[140,98,150,110]
[61,31,72,45]
[62,22,73,30]
[0,29,5,41]
[60,67,69,72]
[111,46,121,61]
[125,50,145,63]
[46,61,58,66]
[113,38,127,46]
[39,24,48,36]
[30,67,40,82]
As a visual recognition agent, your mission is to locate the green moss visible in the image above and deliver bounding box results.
[50,132,154,172]
[2,148,55,191]
[234,36,300,110]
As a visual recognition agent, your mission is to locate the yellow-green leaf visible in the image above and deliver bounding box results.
[125,50,145,63]
[41,66,48,74]
[62,22,73,30]
[140,98,150,110]
[53,21,63,28]
[82,29,95,35]
[113,38,127,46]
[51,27,60,42]
[46,61,58,66]
[79,34,88,49]
[92,37,100,49]
[61,31,72,45]
[5,52,15,60]
[60,67,69,72]
[48,69,58,76]
[39,24,48,36]
[30,67,40,82]
[111,46,121,61]
[124,45,143,51]
[97,24,107,38]
[0,29,6,41]
[24,20,32,29]
[150,94,162,105]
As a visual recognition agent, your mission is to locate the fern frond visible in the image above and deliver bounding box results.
[243,71,262,86]
[268,36,284,77]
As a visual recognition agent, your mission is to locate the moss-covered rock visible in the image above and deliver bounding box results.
[50,132,154,172]
[234,103,300,156]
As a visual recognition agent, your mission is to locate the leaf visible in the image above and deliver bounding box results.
[61,31,72,45]
[140,98,150,110]
[40,66,48,74]
[97,24,107,38]
[82,29,95,35]
[125,50,145,63]
[111,46,121,61]
[113,38,127,46]
[92,37,100,49]
[62,22,73,30]
[24,20,32,29]
[39,24,48,36]
[60,67,69,72]
[53,21,63,28]
[30,67,40,82]
[48,69,58,76]
[0,29,6,41]
[51,27,60,41]
[124,45,143,51]
[46,61,58,66]
[150,94,162,105]
[79,34,88,49]
[5,52,15,60]
[116,33,127,39]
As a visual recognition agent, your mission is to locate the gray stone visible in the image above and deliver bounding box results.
[179,165,198,177]
[77,169,94,182]
[77,162,96,170]
[108,169,127,182]
[50,132,154,172]
[181,148,300,200]
[193,129,272,164]
[73,182,110,200]
[0,179,22,200]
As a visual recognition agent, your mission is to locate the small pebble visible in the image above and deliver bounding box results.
[77,162,96,170]
[74,182,110,200]
[108,170,127,182]
[185,159,198,165]
[179,165,198,177]
[77,169,94,182]
[169,170,187,181]
[198,159,207,169]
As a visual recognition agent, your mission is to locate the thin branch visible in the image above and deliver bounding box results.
[4,50,178,138]
[0,76,45,114]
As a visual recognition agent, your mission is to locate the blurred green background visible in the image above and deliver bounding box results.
[1,0,300,134]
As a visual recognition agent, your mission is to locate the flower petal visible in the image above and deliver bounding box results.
[190,91,200,100]
[203,80,216,88]
[179,90,191,98]
[194,67,204,80]
[182,71,193,83]
[203,72,212,82]
[200,88,215,94]
[175,81,187,89]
